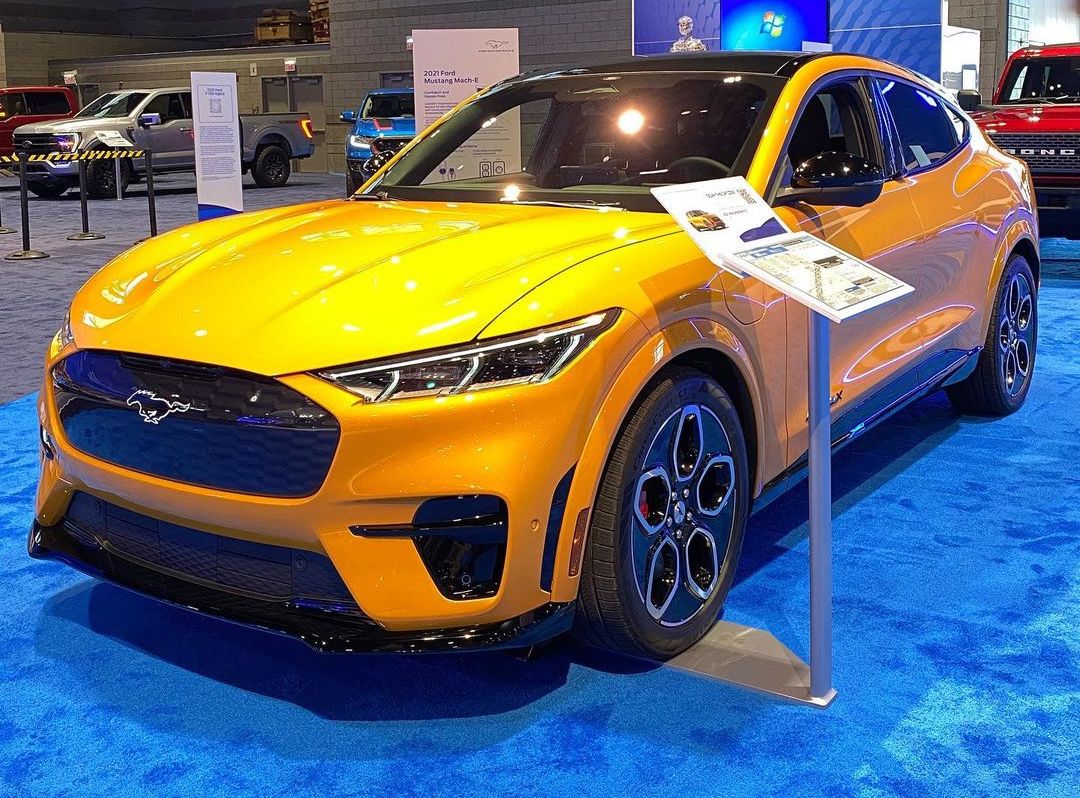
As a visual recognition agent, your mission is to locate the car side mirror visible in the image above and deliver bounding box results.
[957,89,982,113]
[340,109,357,124]
[777,152,886,208]
[138,112,162,128]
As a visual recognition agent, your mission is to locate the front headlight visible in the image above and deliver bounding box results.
[56,308,74,350]
[349,134,375,150]
[317,310,619,403]
[55,133,80,153]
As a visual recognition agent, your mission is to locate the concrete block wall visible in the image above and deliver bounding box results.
[47,44,330,115]
[0,31,209,87]
[949,0,1012,99]
[323,0,631,172]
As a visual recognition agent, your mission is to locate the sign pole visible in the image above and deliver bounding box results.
[807,309,836,704]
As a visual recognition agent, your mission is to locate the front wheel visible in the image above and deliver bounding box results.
[947,254,1037,415]
[27,182,68,199]
[86,155,131,199]
[574,367,749,659]
[251,144,291,188]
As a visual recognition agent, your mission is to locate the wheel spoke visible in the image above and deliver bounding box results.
[632,466,671,536]
[696,454,735,517]
[683,527,719,601]
[1007,275,1021,322]
[671,405,704,482]
[1015,338,1030,378]
[998,318,1010,352]
[644,537,679,620]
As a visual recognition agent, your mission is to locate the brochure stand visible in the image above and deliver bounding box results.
[650,177,914,708]
[665,311,836,708]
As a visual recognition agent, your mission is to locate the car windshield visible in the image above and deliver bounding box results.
[370,71,777,212]
[361,93,415,118]
[1000,56,1080,103]
[74,91,149,119]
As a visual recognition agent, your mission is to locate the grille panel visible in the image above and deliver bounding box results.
[989,133,1080,174]
[12,133,60,154]
[65,492,360,607]
[53,350,340,497]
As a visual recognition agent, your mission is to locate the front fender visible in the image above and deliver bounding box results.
[548,317,779,603]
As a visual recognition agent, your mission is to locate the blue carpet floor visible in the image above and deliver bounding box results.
[2,281,1080,796]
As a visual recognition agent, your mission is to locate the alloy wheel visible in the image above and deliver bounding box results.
[630,404,737,626]
[997,271,1034,397]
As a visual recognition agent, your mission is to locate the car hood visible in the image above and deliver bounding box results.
[14,117,131,137]
[70,199,677,375]
[973,103,1080,135]
[352,117,416,138]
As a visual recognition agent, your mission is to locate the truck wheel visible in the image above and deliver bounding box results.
[252,145,291,188]
[86,155,131,199]
[28,182,68,200]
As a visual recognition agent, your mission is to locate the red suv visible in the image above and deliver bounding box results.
[0,86,78,157]
[965,43,1080,239]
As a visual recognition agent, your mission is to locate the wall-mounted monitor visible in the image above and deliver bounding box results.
[720,0,829,51]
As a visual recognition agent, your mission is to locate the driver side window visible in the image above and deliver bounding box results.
[783,81,874,184]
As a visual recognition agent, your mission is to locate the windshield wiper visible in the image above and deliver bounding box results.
[504,198,623,210]
[350,190,392,201]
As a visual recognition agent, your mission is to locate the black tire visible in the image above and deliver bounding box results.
[27,182,68,200]
[86,154,131,199]
[947,253,1037,415]
[252,144,291,188]
[574,367,750,660]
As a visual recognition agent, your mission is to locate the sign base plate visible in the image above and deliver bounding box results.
[664,620,838,708]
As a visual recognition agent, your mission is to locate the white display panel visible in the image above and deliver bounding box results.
[411,29,520,183]
[191,71,243,221]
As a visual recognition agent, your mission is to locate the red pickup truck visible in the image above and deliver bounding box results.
[964,43,1080,239]
[0,85,78,157]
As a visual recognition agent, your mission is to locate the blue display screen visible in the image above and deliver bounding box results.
[633,1,721,56]
[720,0,828,51]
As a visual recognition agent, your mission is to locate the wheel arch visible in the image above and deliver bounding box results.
[547,318,775,603]
[254,132,292,158]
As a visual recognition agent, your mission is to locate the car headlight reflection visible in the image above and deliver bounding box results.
[318,310,619,403]
[349,134,375,150]
[56,308,75,350]
[55,133,80,153]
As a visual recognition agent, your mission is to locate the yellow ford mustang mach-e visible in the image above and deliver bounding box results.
[31,52,1038,658]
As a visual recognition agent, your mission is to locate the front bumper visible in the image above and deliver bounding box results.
[1034,186,1080,239]
[29,516,574,652]
[35,312,639,642]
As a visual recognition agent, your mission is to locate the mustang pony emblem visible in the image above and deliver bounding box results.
[126,390,192,424]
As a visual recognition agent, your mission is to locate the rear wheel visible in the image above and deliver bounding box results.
[252,144,291,188]
[947,254,1037,415]
[574,367,749,659]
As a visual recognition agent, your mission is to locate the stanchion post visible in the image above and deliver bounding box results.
[807,309,834,705]
[145,150,157,238]
[114,156,124,201]
[5,148,48,261]
[68,159,105,241]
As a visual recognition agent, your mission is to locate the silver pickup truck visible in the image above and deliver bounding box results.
[13,86,316,198]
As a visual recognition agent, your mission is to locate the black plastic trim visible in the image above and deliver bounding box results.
[29,519,574,653]
[540,467,575,593]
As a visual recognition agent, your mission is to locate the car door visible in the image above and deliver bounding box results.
[872,77,989,385]
[770,76,927,464]
[0,92,27,155]
[132,92,190,168]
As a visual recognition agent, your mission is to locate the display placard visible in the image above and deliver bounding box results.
[95,130,135,149]
[652,177,913,322]
[191,71,243,221]
[651,177,791,275]
[411,28,520,182]
[729,233,913,322]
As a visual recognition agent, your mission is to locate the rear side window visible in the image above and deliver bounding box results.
[876,80,961,171]
[0,93,28,118]
[26,91,72,115]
